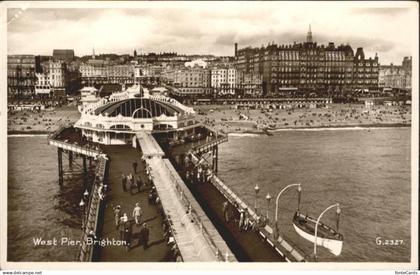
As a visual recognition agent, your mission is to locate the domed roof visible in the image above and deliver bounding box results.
[94,98,184,118]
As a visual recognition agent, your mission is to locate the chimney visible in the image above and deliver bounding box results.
[234,43,238,57]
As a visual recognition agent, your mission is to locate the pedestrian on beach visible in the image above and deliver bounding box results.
[136,176,142,193]
[132,203,142,225]
[113,205,121,228]
[133,160,138,174]
[121,173,127,192]
[139,223,150,249]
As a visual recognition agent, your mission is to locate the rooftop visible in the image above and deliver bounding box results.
[94,97,185,118]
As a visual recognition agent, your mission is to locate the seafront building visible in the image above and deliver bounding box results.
[379,56,412,91]
[235,26,380,95]
[7,55,37,98]
[211,67,237,95]
[79,63,135,86]
[162,67,212,97]
[162,65,263,99]
[35,60,80,98]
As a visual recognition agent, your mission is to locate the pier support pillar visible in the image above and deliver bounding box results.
[68,151,73,169]
[58,148,63,185]
[83,156,87,174]
[83,156,87,185]
[215,146,218,174]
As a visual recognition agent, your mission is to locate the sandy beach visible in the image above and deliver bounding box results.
[7,102,411,135]
[7,102,80,134]
[194,103,411,134]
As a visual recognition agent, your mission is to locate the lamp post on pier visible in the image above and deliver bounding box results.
[79,199,85,230]
[274,183,302,235]
[314,203,340,262]
[265,193,272,223]
[254,184,260,214]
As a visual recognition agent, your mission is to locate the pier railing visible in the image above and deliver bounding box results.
[190,135,228,154]
[78,156,108,262]
[49,138,101,158]
[48,126,102,158]
[161,159,234,262]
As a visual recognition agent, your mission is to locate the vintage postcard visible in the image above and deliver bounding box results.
[0,0,418,271]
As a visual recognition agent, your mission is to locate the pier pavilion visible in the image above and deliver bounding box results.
[75,84,201,145]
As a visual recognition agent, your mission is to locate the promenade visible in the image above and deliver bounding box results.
[97,145,171,262]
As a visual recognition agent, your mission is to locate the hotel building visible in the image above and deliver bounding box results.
[235,26,379,95]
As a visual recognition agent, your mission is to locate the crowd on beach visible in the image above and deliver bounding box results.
[194,103,411,134]
[8,103,80,133]
[7,98,411,135]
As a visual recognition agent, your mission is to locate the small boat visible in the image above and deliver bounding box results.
[293,211,343,256]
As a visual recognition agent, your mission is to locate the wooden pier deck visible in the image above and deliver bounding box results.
[96,145,172,262]
[177,169,285,262]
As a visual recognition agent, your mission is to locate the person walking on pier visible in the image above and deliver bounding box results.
[222,201,230,222]
[119,213,128,240]
[139,223,150,249]
[123,226,132,252]
[132,160,138,174]
[136,176,142,193]
[113,205,121,228]
[132,203,143,225]
[129,174,136,195]
[239,208,245,231]
[121,173,127,192]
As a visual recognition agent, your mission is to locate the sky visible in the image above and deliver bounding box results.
[6,2,418,65]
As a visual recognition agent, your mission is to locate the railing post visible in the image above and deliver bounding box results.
[58,148,63,185]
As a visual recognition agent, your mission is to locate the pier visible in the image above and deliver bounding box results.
[46,91,309,262]
[48,127,236,262]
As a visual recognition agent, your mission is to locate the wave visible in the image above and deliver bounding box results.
[228,133,261,137]
[8,134,48,137]
[270,126,409,132]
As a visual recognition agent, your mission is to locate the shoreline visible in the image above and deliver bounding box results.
[223,123,411,136]
[7,123,411,137]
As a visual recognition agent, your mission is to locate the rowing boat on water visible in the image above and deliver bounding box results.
[292,211,343,256]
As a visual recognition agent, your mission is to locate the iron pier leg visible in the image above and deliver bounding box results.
[69,151,73,169]
[58,148,63,185]
[83,156,87,185]
[215,146,218,174]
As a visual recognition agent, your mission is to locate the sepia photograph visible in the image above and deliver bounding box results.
[0,0,418,271]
